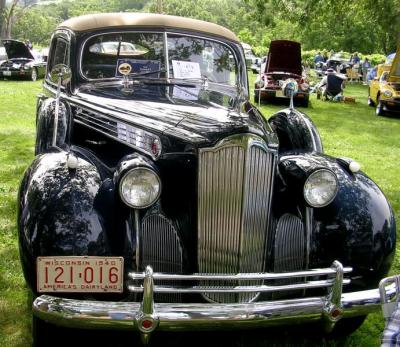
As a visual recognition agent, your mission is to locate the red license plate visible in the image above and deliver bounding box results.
[37,256,124,293]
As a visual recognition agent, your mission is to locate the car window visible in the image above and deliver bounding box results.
[81,32,238,86]
[380,71,388,82]
[82,33,165,79]
[167,34,237,85]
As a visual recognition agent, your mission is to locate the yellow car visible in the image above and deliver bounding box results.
[369,47,400,115]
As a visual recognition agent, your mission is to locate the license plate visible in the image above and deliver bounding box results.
[37,256,124,293]
[276,89,286,98]
[3,71,11,76]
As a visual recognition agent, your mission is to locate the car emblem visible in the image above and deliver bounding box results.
[118,63,132,75]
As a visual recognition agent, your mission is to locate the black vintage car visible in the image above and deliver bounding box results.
[18,13,397,346]
[0,39,46,81]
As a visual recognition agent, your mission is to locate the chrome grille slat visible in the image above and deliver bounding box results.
[198,134,276,303]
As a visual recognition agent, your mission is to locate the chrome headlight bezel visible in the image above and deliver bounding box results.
[119,167,161,209]
[383,89,393,98]
[303,169,339,208]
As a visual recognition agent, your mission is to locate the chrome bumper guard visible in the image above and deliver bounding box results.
[33,261,397,343]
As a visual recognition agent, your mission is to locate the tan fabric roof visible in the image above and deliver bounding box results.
[58,13,239,43]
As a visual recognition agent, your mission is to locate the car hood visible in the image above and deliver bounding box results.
[2,39,34,60]
[388,46,400,82]
[73,86,268,146]
[266,40,302,76]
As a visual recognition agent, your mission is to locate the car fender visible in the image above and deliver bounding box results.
[279,152,396,288]
[268,108,323,153]
[18,150,110,292]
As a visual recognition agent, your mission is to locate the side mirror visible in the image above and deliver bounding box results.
[50,64,71,86]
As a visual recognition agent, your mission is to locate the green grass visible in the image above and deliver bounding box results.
[0,78,399,346]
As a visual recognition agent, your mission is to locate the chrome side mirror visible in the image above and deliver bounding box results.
[50,64,71,86]
[50,64,71,147]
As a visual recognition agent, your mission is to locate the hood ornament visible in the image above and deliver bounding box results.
[280,79,298,110]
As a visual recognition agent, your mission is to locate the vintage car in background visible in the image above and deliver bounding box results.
[0,39,46,81]
[368,46,400,116]
[315,54,353,77]
[254,40,310,107]
[241,42,261,73]
[18,13,397,346]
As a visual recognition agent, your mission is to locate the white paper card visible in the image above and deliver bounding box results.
[173,86,200,100]
[172,60,201,79]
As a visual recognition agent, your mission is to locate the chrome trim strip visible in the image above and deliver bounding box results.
[74,107,162,160]
[128,267,352,281]
[128,279,351,294]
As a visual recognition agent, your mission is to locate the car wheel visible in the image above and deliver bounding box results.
[376,96,385,116]
[367,89,375,106]
[31,68,38,82]
[254,92,263,104]
[301,96,309,107]
[327,315,367,338]
[32,316,56,347]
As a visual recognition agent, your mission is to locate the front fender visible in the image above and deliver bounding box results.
[279,153,396,289]
[18,151,110,292]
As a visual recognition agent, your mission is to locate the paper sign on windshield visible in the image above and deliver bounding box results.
[173,86,200,100]
[172,60,201,79]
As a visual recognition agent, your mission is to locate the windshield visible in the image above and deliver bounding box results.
[81,32,238,86]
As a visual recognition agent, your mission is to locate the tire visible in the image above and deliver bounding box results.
[327,315,367,339]
[31,68,38,81]
[32,316,55,347]
[367,89,375,106]
[301,96,309,107]
[376,96,385,116]
[254,92,264,104]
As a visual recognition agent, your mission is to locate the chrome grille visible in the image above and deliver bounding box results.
[198,134,276,303]
[272,214,305,299]
[141,208,183,302]
[273,214,305,272]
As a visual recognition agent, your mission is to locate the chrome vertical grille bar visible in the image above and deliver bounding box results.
[198,134,276,303]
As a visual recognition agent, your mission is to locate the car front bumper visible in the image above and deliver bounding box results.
[255,88,309,100]
[382,99,400,112]
[32,262,397,343]
[0,69,28,78]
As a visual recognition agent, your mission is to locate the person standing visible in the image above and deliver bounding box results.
[362,58,371,84]
[314,52,324,66]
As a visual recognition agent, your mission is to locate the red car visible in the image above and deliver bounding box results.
[254,40,309,107]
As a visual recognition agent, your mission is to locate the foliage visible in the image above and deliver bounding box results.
[1,0,397,55]
[247,0,400,54]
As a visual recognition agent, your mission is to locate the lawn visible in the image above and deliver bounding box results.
[0,78,399,346]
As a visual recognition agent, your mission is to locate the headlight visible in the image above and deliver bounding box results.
[304,169,338,207]
[383,90,393,98]
[119,167,161,209]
